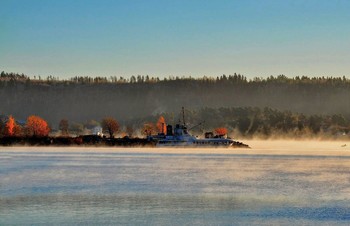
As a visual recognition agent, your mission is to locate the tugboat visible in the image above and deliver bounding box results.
[152,108,249,148]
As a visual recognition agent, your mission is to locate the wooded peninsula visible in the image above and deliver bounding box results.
[1,71,350,140]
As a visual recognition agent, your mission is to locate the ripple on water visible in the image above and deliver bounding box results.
[1,148,350,225]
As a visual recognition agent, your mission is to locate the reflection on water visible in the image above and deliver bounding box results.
[1,148,350,225]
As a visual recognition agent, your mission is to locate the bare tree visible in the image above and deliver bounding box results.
[142,122,156,136]
[126,125,134,137]
[102,117,119,138]
[59,119,69,136]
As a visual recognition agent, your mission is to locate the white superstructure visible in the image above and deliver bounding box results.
[154,124,236,147]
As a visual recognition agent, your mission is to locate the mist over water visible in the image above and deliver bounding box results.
[1,143,350,225]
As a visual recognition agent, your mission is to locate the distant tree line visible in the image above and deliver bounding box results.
[1,71,350,129]
[127,107,350,139]
[1,107,350,139]
[2,70,349,85]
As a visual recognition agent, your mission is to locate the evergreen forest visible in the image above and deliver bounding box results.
[1,71,350,138]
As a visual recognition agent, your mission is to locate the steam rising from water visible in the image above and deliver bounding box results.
[1,141,350,225]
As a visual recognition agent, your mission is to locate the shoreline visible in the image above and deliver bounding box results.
[1,140,349,156]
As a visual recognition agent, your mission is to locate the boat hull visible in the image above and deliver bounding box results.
[156,139,234,148]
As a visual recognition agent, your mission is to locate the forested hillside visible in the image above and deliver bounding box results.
[1,71,350,129]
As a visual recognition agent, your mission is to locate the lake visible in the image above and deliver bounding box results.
[1,141,350,225]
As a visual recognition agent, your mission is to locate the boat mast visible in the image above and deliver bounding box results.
[182,107,186,126]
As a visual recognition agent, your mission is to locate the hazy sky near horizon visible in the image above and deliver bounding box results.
[1,0,350,79]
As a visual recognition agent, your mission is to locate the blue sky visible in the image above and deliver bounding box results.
[1,0,350,79]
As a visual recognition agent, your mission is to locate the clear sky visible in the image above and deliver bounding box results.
[1,0,350,79]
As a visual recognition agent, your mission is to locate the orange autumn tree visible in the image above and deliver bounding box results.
[26,115,50,137]
[4,115,15,136]
[215,127,228,136]
[156,116,167,134]
[13,124,22,137]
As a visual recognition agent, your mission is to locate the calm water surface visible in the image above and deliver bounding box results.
[1,148,350,225]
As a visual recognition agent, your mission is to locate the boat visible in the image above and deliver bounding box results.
[151,108,249,148]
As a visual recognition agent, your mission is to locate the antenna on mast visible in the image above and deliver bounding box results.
[182,107,186,126]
